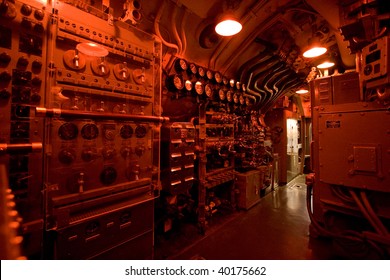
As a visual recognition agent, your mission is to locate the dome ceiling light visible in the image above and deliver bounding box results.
[215,0,242,37]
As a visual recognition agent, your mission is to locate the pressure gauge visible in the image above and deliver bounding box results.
[219,89,226,101]
[205,83,213,98]
[245,97,251,106]
[188,63,197,75]
[206,69,213,80]
[185,80,193,91]
[229,79,235,88]
[236,81,241,90]
[226,90,233,102]
[167,74,184,91]
[174,58,188,72]
[198,66,205,77]
[239,94,245,105]
[120,124,133,139]
[58,122,78,140]
[195,81,204,95]
[81,123,99,140]
[223,76,229,85]
[214,71,222,83]
[233,93,239,104]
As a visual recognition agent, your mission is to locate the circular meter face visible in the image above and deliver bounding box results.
[81,123,99,140]
[173,75,184,90]
[175,59,187,72]
[58,122,78,140]
[206,69,213,80]
[214,72,222,83]
[229,79,235,87]
[185,80,193,91]
[233,93,239,104]
[205,83,213,97]
[236,81,241,90]
[239,95,245,105]
[223,76,229,85]
[195,81,204,95]
[219,89,226,100]
[226,91,233,102]
[198,66,205,77]
[189,63,197,75]
[242,84,246,92]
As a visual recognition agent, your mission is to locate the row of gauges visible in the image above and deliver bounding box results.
[172,58,243,88]
[58,122,147,141]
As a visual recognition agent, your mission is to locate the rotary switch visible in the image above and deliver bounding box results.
[132,67,145,84]
[34,9,45,21]
[102,146,116,160]
[20,4,32,16]
[0,52,11,65]
[120,146,132,158]
[81,147,98,162]
[58,149,76,165]
[114,62,129,81]
[63,49,86,70]
[91,57,109,76]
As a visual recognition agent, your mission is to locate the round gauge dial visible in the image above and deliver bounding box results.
[185,80,193,91]
[135,125,147,138]
[205,83,213,98]
[229,79,235,88]
[174,59,188,72]
[173,74,184,90]
[58,122,78,140]
[188,63,197,75]
[239,95,245,105]
[245,97,251,106]
[195,81,204,95]
[219,89,226,101]
[120,124,133,139]
[81,123,99,140]
[167,74,184,91]
[242,84,246,92]
[206,69,213,80]
[226,90,233,102]
[198,66,205,77]
[236,81,241,90]
[214,72,222,83]
[233,93,239,104]
[223,76,229,85]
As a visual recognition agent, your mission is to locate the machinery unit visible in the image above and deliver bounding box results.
[160,122,195,195]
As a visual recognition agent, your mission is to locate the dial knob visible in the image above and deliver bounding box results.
[102,147,116,160]
[81,148,98,162]
[32,60,42,71]
[21,4,32,16]
[34,23,44,34]
[34,9,45,21]
[58,149,76,165]
[100,166,117,185]
[135,145,145,157]
[0,71,11,83]
[0,52,11,65]
[120,146,132,158]
[17,57,29,68]
[31,77,42,86]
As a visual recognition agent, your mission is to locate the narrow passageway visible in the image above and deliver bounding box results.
[167,175,334,260]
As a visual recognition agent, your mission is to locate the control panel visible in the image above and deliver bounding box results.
[0,0,50,258]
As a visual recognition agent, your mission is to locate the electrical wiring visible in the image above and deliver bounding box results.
[360,191,389,236]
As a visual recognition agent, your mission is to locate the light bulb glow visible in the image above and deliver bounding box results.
[215,19,242,36]
[317,61,335,69]
[303,47,327,58]
[295,89,309,94]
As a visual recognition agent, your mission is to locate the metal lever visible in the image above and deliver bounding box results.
[78,172,85,193]
[0,143,42,155]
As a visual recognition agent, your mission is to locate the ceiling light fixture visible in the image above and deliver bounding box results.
[317,61,335,69]
[215,17,242,36]
[295,89,309,94]
[215,0,242,36]
[302,35,327,58]
[76,42,109,57]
